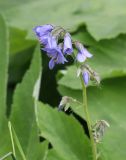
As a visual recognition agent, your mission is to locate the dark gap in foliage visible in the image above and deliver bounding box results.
[48,143,53,149]
[39,133,52,149]
[39,136,52,149]
[39,52,74,107]
[6,84,16,117]
[39,53,60,106]
[39,135,45,142]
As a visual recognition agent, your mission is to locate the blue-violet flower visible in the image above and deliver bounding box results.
[76,42,93,62]
[82,70,90,86]
[33,25,53,45]
[63,33,73,55]
[48,48,67,69]
[43,35,67,69]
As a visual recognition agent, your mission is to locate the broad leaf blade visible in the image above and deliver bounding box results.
[10,45,45,159]
[58,34,126,90]
[1,0,126,40]
[37,102,92,160]
[0,14,8,128]
[0,14,11,158]
[58,77,126,159]
[46,149,67,160]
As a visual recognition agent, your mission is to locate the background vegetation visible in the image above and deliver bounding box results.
[0,0,126,159]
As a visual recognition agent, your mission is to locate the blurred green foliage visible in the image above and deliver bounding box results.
[0,0,126,159]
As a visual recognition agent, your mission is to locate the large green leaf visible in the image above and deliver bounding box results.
[37,102,92,160]
[0,14,9,129]
[58,77,126,160]
[9,27,36,55]
[10,45,44,160]
[58,33,126,90]
[9,27,36,84]
[1,0,126,40]
[46,149,67,160]
[0,14,11,158]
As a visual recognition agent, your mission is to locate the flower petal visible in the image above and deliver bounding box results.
[75,42,93,58]
[63,33,73,55]
[46,35,57,49]
[82,71,90,86]
[39,34,49,45]
[76,52,86,62]
[49,58,55,69]
[42,48,57,57]
[33,25,53,37]
[56,48,68,64]
[82,47,93,58]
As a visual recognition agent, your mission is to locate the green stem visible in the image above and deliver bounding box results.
[0,152,13,160]
[8,121,16,158]
[80,75,97,160]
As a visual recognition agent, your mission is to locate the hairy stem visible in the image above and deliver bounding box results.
[80,75,97,160]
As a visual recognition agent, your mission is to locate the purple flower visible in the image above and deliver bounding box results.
[49,58,55,69]
[76,51,87,62]
[44,36,57,51]
[33,25,53,37]
[39,34,49,45]
[43,35,58,57]
[75,42,93,62]
[33,25,53,45]
[63,33,73,55]
[48,48,67,69]
[82,71,90,86]
[43,35,67,69]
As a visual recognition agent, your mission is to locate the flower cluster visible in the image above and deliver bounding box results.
[33,24,92,69]
[33,24,73,69]
[33,24,98,86]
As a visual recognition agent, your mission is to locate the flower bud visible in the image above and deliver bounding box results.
[58,96,70,111]
[82,70,90,86]
[75,42,93,62]
[63,33,73,55]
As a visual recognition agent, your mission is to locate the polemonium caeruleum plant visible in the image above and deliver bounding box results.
[33,24,109,160]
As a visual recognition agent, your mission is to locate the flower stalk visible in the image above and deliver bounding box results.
[33,24,105,160]
[80,75,97,160]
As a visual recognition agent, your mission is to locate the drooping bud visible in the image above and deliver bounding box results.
[76,51,87,62]
[58,96,71,111]
[63,33,73,55]
[84,64,100,85]
[75,42,93,62]
[82,70,90,86]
